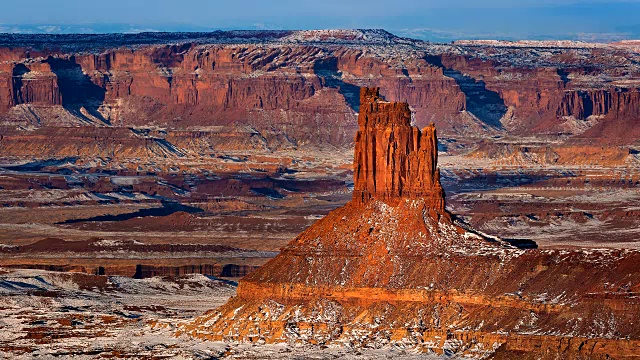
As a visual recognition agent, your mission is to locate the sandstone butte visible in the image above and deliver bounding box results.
[183,88,639,358]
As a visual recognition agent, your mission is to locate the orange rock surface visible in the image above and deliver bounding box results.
[2,33,640,163]
[182,88,640,358]
[353,88,445,209]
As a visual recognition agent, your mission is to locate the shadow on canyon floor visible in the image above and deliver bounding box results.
[441,171,574,193]
[3,157,80,172]
[57,200,204,224]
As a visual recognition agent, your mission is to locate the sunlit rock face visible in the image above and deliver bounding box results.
[353,88,445,210]
[181,88,640,359]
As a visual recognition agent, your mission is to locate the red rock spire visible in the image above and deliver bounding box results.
[352,88,445,211]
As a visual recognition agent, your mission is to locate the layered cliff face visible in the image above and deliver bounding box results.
[3,30,639,160]
[0,44,358,148]
[181,88,640,357]
[0,61,63,109]
[431,51,640,146]
[331,49,471,133]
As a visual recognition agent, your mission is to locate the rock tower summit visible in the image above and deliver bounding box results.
[183,88,640,359]
[353,88,445,210]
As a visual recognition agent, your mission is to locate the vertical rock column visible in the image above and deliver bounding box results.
[352,87,445,211]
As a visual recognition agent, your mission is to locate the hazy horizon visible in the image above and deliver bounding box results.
[0,0,639,42]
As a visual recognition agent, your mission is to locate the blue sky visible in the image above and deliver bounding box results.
[0,0,639,41]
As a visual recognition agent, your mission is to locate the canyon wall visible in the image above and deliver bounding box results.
[182,88,640,358]
[2,31,638,163]
[433,52,640,146]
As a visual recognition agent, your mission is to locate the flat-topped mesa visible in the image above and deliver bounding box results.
[182,85,640,358]
[353,88,445,211]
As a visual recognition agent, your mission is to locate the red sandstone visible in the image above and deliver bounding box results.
[181,88,640,359]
